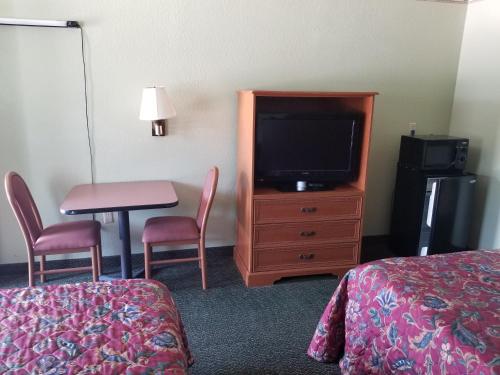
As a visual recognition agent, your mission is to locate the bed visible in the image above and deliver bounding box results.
[0,279,192,374]
[308,250,500,374]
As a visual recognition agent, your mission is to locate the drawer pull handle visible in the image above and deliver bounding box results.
[300,231,316,237]
[301,207,317,213]
[299,253,315,260]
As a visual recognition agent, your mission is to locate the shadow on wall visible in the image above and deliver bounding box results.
[466,129,500,249]
[469,174,488,249]
[471,175,500,249]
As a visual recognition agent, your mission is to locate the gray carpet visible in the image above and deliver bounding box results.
[0,248,341,374]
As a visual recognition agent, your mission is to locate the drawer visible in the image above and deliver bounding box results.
[253,220,360,248]
[253,195,362,224]
[254,242,358,272]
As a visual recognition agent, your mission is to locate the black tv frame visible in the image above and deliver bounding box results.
[254,111,364,191]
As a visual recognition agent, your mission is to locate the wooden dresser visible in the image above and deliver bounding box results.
[234,90,376,287]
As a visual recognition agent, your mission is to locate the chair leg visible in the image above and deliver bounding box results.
[28,254,35,287]
[91,246,98,282]
[97,243,102,276]
[199,240,207,290]
[40,255,46,283]
[144,243,152,279]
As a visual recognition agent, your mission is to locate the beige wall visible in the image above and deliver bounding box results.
[0,0,466,263]
[449,0,500,249]
[0,20,29,260]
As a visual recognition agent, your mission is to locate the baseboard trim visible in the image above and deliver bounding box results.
[0,246,234,276]
[0,235,391,277]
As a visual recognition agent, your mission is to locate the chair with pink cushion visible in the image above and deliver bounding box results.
[142,166,219,289]
[4,171,102,286]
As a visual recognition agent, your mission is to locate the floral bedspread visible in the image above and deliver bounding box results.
[308,250,500,374]
[0,279,192,374]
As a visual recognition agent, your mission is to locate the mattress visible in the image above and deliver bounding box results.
[308,250,500,374]
[0,279,192,374]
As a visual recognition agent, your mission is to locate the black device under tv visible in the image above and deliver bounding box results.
[254,112,364,191]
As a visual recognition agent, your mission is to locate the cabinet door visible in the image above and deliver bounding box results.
[429,174,476,254]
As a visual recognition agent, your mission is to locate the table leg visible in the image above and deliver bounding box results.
[118,217,123,240]
[118,211,132,279]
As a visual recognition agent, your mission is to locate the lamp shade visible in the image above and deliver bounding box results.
[139,87,176,121]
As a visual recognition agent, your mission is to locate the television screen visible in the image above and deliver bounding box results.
[255,112,364,184]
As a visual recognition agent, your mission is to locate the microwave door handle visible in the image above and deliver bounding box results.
[426,182,437,227]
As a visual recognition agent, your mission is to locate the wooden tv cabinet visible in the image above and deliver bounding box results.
[234,90,377,287]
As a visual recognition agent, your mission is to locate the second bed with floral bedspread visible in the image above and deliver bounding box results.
[308,250,500,374]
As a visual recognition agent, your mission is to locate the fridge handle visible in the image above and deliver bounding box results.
[426,182,437,227]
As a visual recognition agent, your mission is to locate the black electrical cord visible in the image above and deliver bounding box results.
[77,25,96,221]
[78,25,95,185]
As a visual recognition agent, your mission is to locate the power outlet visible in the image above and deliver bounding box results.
[409,122,417,136]
[103,212,114,224]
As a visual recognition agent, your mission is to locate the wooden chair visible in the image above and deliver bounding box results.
[142,167,219,289]
[4,171,102,286]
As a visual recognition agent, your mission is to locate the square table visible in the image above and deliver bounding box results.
[60,180,178,279]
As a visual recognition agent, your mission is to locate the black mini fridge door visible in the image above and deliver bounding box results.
[422,174,477,255]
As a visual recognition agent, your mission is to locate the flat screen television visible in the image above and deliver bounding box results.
[255,112,364,188]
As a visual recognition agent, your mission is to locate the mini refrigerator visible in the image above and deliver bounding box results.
[390,165,477,257]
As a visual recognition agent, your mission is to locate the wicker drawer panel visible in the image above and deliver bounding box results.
[254,195,362,224]
[254,242,358,271]
[253,220,360,248]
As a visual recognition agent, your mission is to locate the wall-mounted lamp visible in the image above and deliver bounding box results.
[139,87,176,136]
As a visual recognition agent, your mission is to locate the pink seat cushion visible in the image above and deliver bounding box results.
[33,220,101,254]
[143,216,200,243]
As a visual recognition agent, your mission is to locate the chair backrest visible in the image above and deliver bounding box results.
[4,171,43,250]
[196,166,219,235]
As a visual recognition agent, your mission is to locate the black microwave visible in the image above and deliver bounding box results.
[398,135,469,172]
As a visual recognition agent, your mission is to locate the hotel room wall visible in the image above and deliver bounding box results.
[0,0,466,263]
[449,0,500,249]
[0,25,31,263]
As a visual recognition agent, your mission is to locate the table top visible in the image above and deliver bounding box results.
[60,180,178,215]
